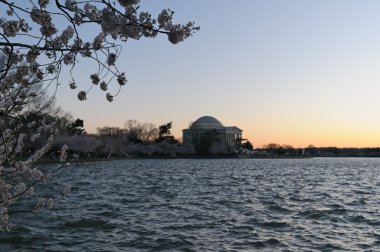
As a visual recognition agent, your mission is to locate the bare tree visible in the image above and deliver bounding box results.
[124,119,158,143]
[96,126,126,136]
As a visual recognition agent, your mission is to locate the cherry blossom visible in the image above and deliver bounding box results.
[77,91,87,101]
[0,0,198,231]
[106,93,113,102]
[100,81,108,91]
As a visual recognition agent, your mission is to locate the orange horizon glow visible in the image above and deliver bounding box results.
[59,1,380,149]
[84,121,380,149]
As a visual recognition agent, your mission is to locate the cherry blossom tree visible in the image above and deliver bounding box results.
[54,134,100,154]
[0,0,198,231]
[0,0,198,102]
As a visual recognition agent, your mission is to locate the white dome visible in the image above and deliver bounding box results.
[191,116,223,129]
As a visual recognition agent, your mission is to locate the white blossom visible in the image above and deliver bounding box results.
[1,21,20,37]
[90,73,100,85]
[40,22,57,36]
[23,135,54,165]
[73,10,82,24]
[13,183,27,196]
[27,121,36,128]
[46,198,53,209]
[168,24,190,44]
[117,0,140,8]
[34,198,46,210]
[100,8,115,34]
[46,64,55,73]
[100,81,108,91]
[38,0,49,8]
[65,0,78,11]
[63,53,74,65]
[26,50,39,64]
[77,91,86,101]
[59,144,69,162]
[158,9,173,28]
[30,8,52,26]
[107,53,117,66]
[63,185,71,196]
[83,3,99,21]
[30,133,40,142]
[106,93,113,102]
[26,187,34,197]
[59,26,74,45]
[93,32,105,49]
[84,3,94,14]
[0,208,9,229]
[69,80,77,89]
[117,72,127,85]
[15,133,26,153]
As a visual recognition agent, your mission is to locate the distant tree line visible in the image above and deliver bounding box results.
[20,107,380,160]
[257,143,380,157]
[16,107,257,161]
[11,105,257,168]
[51,120,195,160]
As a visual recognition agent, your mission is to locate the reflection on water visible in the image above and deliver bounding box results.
[1,158,380,251]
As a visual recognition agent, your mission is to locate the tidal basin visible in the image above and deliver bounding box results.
[1,158,380,251]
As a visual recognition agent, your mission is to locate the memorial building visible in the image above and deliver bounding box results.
[182,116,243,149]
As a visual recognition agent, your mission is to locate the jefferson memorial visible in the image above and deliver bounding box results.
[182,116,243,148]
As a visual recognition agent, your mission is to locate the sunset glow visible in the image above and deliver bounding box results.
[55,0,380,148]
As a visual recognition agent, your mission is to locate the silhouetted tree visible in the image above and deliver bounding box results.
[305,144,317,155]
[233,137,246,152]
[96,126,126,137]
[265,143,281,149]
[124,120,158,143]
[69,119,85,135]
[242,140,253,150]
[156,122,178,143]
[158,122,172,138]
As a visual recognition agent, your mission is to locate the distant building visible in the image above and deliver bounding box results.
[182,116,243,149]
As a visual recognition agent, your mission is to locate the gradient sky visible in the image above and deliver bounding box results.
[55,0,380,148]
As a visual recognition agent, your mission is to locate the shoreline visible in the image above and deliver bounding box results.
[35,155,380,165]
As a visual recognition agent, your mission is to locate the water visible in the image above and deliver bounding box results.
[1,158,380,251]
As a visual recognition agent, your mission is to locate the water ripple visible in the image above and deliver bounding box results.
[2,158,380,251]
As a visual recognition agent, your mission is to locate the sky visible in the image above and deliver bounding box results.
[55,0,380,148]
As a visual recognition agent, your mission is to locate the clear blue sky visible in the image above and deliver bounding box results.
[56,0,380,147]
